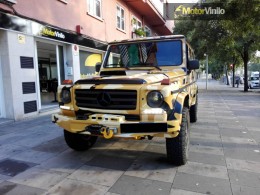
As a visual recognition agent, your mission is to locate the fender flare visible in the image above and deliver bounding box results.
[168,92,189,121]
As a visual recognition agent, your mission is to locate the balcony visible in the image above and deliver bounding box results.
[124,0,173,35]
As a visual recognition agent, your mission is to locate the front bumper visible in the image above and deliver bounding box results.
[52,112,180,139]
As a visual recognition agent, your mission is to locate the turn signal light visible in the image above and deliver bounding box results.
[161,78,170,85]
[62,80,73,85]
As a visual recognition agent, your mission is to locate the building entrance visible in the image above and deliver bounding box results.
[37,42,64,110]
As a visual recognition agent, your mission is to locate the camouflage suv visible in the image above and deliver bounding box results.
[52,35,199,165]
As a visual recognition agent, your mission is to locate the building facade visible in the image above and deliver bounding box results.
[0,0,173,120]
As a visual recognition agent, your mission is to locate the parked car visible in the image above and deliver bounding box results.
[248,76,259,89]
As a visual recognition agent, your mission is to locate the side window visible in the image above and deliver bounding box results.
[117,5,125,31]
[88,0,102,18]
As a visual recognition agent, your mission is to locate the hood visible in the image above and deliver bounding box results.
[75,70,186,85]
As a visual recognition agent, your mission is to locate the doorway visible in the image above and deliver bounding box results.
[37,42,63,110]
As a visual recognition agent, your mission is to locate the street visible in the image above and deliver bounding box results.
[0,79,260,195]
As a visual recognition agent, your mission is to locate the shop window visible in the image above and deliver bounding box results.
[116,5,125,31]
[80,51,102,78]
[88,0,102,18]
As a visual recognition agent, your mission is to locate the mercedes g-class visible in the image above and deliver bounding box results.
[52,35,199,165]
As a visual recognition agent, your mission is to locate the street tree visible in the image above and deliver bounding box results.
[173,0,260,91]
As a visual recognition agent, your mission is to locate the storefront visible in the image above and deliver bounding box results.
[0,11,107,120]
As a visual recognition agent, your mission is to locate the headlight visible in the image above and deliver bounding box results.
[147,91,164,108]
[61,88,71,104]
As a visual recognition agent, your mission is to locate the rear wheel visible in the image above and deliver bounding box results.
[166,107,190,165]
[64,130,98,151]
[190,95,198,123]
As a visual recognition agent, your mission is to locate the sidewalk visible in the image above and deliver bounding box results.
[0,79,259,195]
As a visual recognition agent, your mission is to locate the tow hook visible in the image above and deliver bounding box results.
[101,127,114,139]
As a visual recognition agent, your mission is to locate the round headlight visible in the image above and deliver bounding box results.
[147,91,164,108]
[61,88,71,104]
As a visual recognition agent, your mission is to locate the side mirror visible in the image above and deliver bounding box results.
[95,62,101,72]
[188,60,200,70]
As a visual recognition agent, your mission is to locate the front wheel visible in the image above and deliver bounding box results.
[64,130,98,151]
[166,107,190,165]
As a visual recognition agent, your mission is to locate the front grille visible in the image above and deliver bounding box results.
[75,89,137,110]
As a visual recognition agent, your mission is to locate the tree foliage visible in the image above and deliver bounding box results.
[173,0,260,91]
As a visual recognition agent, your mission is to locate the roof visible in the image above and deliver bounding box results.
[109,35,185,44]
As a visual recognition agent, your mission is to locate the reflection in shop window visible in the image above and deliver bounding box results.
[79,51,102,78]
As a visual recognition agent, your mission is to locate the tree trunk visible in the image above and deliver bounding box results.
[225,64,230,85]
[232,64,235,87]
[243,46,249,92]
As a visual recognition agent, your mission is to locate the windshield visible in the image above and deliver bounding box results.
[104,40,182,68]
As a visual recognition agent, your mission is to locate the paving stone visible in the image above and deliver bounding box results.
[0,144,28,159]
[219,128,250,138]
[190,132,221,141]
[231,184,260,195]
[144,143,166,154]
[45,178,110,195]
[188,152,226,166]
[191,125,220,135]
[189,145,224,156]
[0,159,37,177]
[178,161,228,179]
[109,175,171,195]
[222,136,258,146]
[250,131,260,144]
[228,169,260,188]
[109,140,149,151]
[86,149,137,171]
[0,181,45,195]
[37,149,98,173]
[11,149,56,164]
[14,131,61,147]
[32,136,68,153]
[125,154,177,183]
[172,172,232,195]
[68,165,123,187]
[223,147,260,162]
[190,137,223,148]
[170,188,206,195]
[226,158,260,173]
[9,167,68,190]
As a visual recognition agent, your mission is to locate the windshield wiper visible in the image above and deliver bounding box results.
[129,63,161,70]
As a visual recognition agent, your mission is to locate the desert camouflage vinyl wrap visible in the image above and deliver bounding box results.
[52,36,198,139]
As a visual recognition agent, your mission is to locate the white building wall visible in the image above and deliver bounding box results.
[0,30,13,119]
[6,31,38,120]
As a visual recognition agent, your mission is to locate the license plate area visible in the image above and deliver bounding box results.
[89,114,125,122]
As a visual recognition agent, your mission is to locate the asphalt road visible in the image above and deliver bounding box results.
[0,79,259,195]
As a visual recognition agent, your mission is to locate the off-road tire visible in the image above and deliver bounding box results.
[190,95,198,123]
[166,107,190,165]
[64,130,98,151]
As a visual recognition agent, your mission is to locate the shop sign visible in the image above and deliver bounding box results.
[40,27,65,40]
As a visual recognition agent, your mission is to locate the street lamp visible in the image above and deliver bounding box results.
[204,53,208,90]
